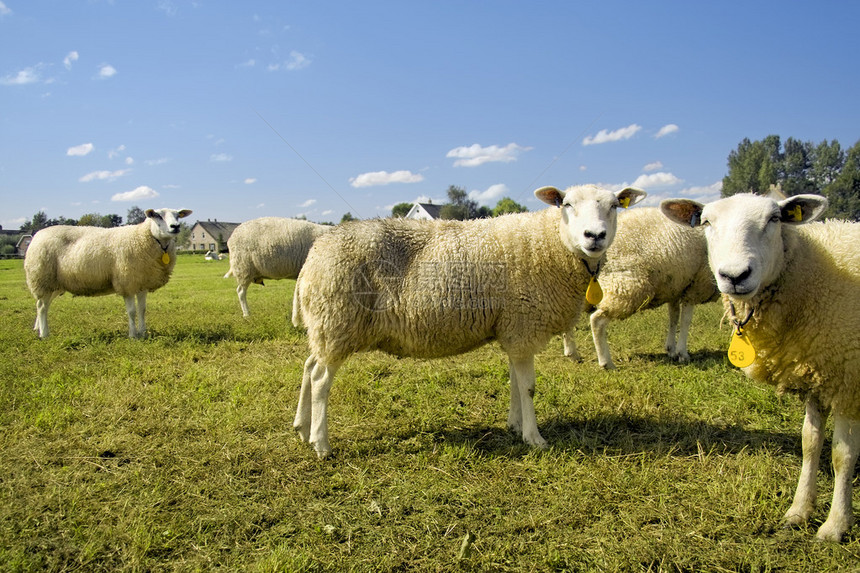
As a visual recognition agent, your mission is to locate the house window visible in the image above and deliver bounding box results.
[209,243,216,251]
[202,232,206,239]
[200,243,206,250]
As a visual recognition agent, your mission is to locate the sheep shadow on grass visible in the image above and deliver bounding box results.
[398,414,801,462]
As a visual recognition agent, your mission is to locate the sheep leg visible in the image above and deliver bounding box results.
[508,355,547,449]
[124,295,139,339]
[294,356,316,442]
[35,296,52,338]
[672,303,694,363]
[136,291,147,338]
[237,282,250,317]
[507,362,523,435]
[817,413,860,542]
[590,309,615,370]
[309,359,340,459]
[784,398,827,527]
[664,301,680,358]
[562,327,581,361]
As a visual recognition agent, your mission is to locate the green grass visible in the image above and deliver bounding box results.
[1,255,859,572]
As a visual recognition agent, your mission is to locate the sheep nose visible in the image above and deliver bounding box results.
[584,230,606,242]
[169,224,180,233]
[719,266,752,286]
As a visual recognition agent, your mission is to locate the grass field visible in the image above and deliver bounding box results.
[1,255,859,572]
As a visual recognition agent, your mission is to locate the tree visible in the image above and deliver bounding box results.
[390,202,413,218]
[722,135,780,196]
[126,205,146,225]
[20,211,50,233]
[340,212,357,223]
[492,197,528,216]
[823,140,860,221]
[440,185,487,220]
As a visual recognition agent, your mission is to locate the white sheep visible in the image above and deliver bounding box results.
[562,207,718,369]
[24,208,192,339]
[291,184,647,458]
[224,217,333,317]
[661,192,860,542]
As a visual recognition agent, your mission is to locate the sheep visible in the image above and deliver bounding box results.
[661,192,860,542]
[562,207,718,369]
[24,208,192,339]
[224,217,333,317]
[291,184,647,458]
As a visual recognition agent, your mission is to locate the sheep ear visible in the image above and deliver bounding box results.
[177,209,193,218]
[778,194,828,224]
[535,186,564,208]
[661,199,705,228]
[145,209,158,219]
[616,187,646,208]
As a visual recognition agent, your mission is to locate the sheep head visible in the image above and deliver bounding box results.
[661,193,828,299]
[535,184,646,259]
[145,208,193,241]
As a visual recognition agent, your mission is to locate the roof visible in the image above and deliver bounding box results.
[192,220,240,240]
[406,202,443,220]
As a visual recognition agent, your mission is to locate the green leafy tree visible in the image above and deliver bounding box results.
[823,140,860,221]
[492,197,528,216]
[126,205,146,225]
[440,185,486,220]
[20,211,50,233]
[811,140,844,189]
[340,212,357,223]
[390,202,413,218]
[722,135,780,196]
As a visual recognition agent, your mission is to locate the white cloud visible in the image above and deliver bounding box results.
[643,161,663,172]
[321,209,333,216]
[67,143,94,157]
[350,170,424,188]
[125,157,134,165]
[269,51,311,72]
[300,198,317,208]
[63,51,79,70]
[582,124,642,146]
[108,145,126,159]
[631,171,683,189]
[655,124,679,138]
[468,183,508,204]
[286,51,310,70]
[0,2,11,16]
[579,165,587,171]
[97,64,117,79]
[1,67,39,86]
[239,59,256,68]
[111,185,160,202]
[446,143,531,167]
[79,169,131,182]
[639,181,722,208]
[210,153,233,162]
[145,157,170,166]
[244,177,257,184]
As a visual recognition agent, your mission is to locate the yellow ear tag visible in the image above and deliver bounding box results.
[162,252,171,265]
[619,196,631,209]
[788,205,803,222]
[585,276,603,305]
[728,328,755,368]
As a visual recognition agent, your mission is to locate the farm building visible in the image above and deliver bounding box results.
[405,202,442,220]
[187,219,240,253]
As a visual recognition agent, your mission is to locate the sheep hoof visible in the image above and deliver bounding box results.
[564,351,582,362]
[816,523,847,543]
[294,424,310,443]
[599,362,616,371]
[313,443,332,459]
[783,507,812,527]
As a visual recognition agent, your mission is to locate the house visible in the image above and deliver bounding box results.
[186,219,240,253]
[405,202,442,220]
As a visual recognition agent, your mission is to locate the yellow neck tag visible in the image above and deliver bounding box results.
[728,330,755,368]
[162,252,171,265]
[619,197,631,209]
[585,276,603,305]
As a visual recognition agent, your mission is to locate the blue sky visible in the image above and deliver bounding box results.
[2,1,859,228]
